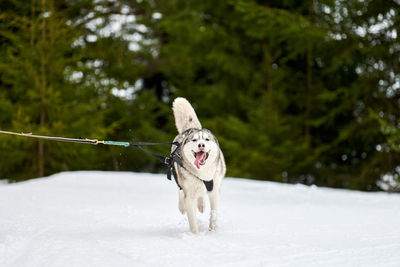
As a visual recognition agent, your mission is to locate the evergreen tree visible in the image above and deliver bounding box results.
[0,0,398,191]
[0,0,106,180]
[138,0,400,190]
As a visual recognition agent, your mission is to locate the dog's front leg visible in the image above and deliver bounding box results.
[208,191,219,231]
[185,195,198,234]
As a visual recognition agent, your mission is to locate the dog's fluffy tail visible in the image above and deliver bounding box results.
[172,97,202,133]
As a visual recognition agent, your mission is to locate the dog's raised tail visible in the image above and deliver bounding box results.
[172,97,202,133]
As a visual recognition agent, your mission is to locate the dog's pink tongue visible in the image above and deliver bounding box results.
[194,152,206,169]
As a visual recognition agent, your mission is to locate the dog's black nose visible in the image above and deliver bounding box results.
[198,143,205,150]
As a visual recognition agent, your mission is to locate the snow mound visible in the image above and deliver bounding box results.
[1,171,400,267]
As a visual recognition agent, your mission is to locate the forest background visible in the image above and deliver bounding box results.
[0,0,399,192]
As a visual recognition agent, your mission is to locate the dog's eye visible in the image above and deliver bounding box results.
[192,139,197,142]
[205,138,210,141]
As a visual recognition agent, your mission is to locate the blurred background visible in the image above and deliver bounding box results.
[0,0,399,192]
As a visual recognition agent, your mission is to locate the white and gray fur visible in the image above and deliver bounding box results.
[171,97,226,234]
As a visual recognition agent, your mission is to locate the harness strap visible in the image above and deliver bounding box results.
[203,180,214,191]
[165,143,183,190]
[131,141,183,190]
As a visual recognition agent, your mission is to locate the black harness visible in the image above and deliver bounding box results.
[134,140,213,192]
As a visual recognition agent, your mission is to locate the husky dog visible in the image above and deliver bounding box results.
[171,97,226,234]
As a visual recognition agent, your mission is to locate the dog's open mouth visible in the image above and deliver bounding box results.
[192,150,210,169]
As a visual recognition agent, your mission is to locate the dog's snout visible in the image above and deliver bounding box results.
[198,143,205,150]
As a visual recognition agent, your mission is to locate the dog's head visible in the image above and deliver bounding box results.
[181,129,220,170]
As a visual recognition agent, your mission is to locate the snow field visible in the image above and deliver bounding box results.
[0,171,400,267]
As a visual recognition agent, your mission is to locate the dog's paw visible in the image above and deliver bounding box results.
[178,190,186,214]
[198,205,204,214]
[197,197,205,213]
[179,203,186,215]
[209,210,217,231]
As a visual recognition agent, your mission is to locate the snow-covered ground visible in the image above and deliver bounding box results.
[0,171,399,267]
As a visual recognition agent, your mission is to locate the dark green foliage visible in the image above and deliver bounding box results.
[0,0,399,191]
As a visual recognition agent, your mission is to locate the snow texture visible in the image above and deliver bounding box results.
[1,171,400,267]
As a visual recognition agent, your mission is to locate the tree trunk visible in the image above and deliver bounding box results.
[38,0,47,177]
[305,43,312,146]
[305,3,313,148]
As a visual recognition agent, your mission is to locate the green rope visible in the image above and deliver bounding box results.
[104,141,131,147]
